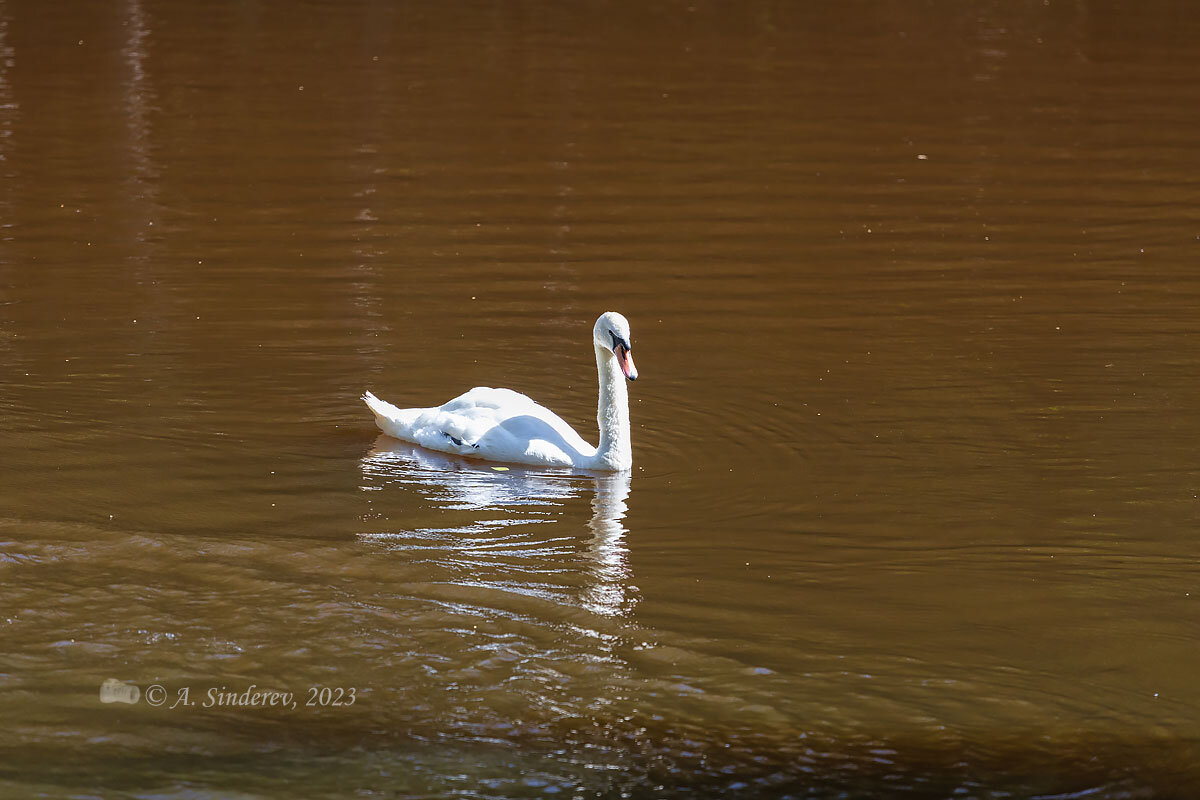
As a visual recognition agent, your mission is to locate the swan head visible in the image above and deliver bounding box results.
[593,311,637,381]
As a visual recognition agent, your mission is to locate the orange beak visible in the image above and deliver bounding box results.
[616,344,638,381]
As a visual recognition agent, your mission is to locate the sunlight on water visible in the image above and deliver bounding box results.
[359,438,635,619]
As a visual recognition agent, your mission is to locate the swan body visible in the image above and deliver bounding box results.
[363,312,638,470]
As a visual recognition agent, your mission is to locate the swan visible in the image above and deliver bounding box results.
[362,311,638,470]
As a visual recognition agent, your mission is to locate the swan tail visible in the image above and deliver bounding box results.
[362,390,420,440]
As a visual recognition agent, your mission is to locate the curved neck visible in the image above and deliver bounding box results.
[593,343,632,470]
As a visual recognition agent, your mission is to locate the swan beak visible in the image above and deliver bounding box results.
[616,344,638,381]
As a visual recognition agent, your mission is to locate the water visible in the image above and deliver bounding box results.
[2,1,1200,797]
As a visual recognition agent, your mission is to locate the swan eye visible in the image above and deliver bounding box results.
[608,330,629,352]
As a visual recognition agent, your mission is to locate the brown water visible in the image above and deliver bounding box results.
[2,1,1200,797]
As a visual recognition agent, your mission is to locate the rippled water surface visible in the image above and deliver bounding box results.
[2,1,1200,797]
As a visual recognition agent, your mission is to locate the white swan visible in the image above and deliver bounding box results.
[363,311,638,471]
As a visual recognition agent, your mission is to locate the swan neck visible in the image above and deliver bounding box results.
[594,343,632,470]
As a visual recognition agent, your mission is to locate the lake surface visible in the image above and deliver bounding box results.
[2,1,1199,797]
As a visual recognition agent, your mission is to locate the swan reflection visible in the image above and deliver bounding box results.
[359,436,635,618]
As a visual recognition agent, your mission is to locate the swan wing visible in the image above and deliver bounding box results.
[364,388,597,467]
